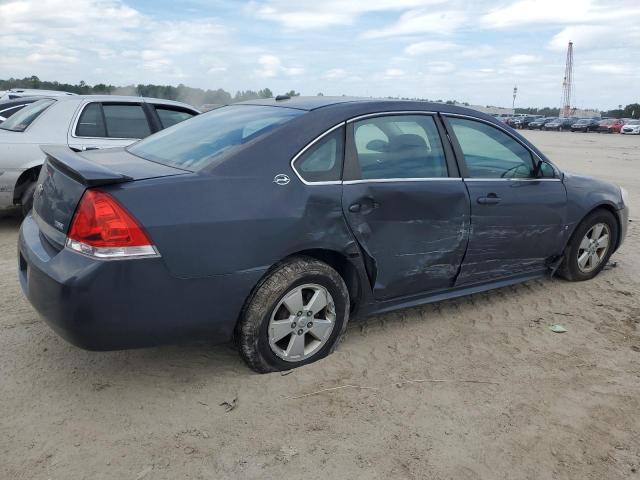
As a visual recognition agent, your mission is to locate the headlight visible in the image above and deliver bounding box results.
[620,187,629,206]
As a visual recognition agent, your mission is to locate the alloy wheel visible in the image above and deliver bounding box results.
[268,284,336,362]
[577,223,611,273]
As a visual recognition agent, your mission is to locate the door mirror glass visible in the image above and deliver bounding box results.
[448,117,535,178]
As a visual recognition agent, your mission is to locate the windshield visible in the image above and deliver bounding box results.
[128,105,304,170]
[0,98,55,132]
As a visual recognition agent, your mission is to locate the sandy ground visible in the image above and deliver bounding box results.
[1,130,639,480]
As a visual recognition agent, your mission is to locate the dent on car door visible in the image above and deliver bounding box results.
[68,102,151,151]
[444,115,568,285]
[341,113,470,301]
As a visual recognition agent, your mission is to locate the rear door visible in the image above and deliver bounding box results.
[443,115,568,285]
[341,113,470,300]
[68,101,153,151]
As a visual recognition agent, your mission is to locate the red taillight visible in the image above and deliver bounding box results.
[66,190,158,259]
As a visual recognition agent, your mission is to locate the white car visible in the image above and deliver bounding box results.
[620,120,640,135]
[0,95,200,214]
[0,88,76,100]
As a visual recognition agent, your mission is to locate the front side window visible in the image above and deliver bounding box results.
[350,115,448,180]
[448,117,535,178]
[293,127,344,182]
[102,104,151,139]
[155,107,196,128]
[128,105,304,171]
[0,98,55,132]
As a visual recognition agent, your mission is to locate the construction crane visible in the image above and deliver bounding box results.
[561,41,574,118]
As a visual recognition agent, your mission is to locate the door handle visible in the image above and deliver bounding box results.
[348,203,362,213]
[477,194,501,205]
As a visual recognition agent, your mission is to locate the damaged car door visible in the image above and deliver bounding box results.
[444,115,568,285]
[342,113,470,300]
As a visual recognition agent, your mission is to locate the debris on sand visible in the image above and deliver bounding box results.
[549,324,568,333]
[219,395,238,412]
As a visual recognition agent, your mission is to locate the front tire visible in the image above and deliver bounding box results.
[559,209,618,281]
[237,256,350,373]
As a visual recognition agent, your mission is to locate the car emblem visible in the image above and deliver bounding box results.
[273,174,290,186]
[35,183,44,197]
[54,220,64,231]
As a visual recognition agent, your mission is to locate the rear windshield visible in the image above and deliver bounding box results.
[0,98,55,132]
[127,105,304,170]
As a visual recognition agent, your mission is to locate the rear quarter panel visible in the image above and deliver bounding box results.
[108,173,357,279]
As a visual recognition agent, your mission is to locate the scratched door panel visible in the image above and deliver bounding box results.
[456,180,567,285]
[342,180,470,300]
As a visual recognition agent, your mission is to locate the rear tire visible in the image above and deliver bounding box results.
[20,181,37,217]
[236,256,350,373]
[558,209,618,282]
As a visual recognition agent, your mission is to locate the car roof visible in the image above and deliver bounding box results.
[234,95,504,119]
[50,94,199,109]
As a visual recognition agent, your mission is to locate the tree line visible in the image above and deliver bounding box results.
[1,76,638,118]
[0,76,299,106]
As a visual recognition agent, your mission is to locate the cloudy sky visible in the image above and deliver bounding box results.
[1,0,638,109]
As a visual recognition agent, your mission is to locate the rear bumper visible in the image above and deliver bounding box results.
[18,214,265,350]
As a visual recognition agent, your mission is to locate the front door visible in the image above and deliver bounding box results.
[342,113,470,300]
[443,115,568,285]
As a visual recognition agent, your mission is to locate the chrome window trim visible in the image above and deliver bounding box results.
[463,178,562,182]
[346,110,437,123]
[442,112,562,179]
[70,100,145,141]
[289,122,345,186]
[343,178,461,185]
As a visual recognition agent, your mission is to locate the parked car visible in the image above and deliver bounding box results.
[543,117,576,131]
[570,118,600,132]
[528,117,556,130]
[513,115,542,129]
[620,119,640,135]
[18,97,629,372]
[598,119,624,133]
[0,96,42,122]
[0,88,76,100]
[0,95,200,215]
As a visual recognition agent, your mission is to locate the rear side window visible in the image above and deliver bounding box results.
[293,127,344,182]
[128,105,304,171]
[0,99,55,132]
[76,103,106,137]
[350,115,448,180]
[155,107,196,128]
[448,117,535,178]
[103,104,151,139]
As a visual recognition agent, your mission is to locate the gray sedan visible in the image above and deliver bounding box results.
[0,95,199,215]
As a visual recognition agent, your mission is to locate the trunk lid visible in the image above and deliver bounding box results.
[33,145,189,248]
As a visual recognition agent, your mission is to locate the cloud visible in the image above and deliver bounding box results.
[323,68,348,79]
[256,55,304,77]
[481,0,640,29]
[362,9,466,38]
[384,68,405,78]
[504,54,541,65]
[588,64,633,75]
[247,0,447,29]
[405,40,458,56]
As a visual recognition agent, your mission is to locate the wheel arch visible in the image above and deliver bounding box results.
[12,164,42,205]
[565,202,623,253]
